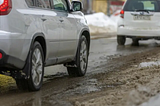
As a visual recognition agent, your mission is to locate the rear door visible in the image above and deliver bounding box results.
[36,0,61,62]
[123,0,160,30]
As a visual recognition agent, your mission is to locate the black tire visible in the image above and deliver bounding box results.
[117,36,126,45]
[132,39,139,46]
[67,35,89,77]
[16,41,44,91]
[16,79,29,91]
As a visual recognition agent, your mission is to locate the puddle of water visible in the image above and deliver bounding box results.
[87,79,97,84]
[82,79,100,93]
[83,86,99,93]
[43,72,67,82]
[64,79,100,95]
[73,85,100,95]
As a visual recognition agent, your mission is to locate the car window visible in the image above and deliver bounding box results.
[52,0,68,11]
[124,0,160,12]
[36,0,51,9]
[26,0,36,7]
[73,2,81,11]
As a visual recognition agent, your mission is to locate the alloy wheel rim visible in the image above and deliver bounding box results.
[32,48,43,86]
[80,41,88,73]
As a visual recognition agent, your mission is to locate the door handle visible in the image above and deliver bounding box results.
[59,17,64,22]
[41,15,47,21]
[59,19,64,22]
[41,18,47,22]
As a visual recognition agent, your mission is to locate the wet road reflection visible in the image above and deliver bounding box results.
[32,91,42,106]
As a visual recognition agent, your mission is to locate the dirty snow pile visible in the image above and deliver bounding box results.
[85,12,118,34]
[139,61,160,68]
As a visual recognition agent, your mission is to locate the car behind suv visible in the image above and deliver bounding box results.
[117,0,160,46]
[0,0,90,91]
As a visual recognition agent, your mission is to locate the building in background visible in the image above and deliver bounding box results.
[92,0,108,14]
[79,0,125,15]
[108,0,125,15]
[80,0,93,14]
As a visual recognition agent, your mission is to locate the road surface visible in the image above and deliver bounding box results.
[0,36,160,106]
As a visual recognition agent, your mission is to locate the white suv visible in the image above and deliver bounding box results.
[117,0,160,46]
[0,0,90,91]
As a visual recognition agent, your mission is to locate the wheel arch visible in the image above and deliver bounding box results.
[29,33,47,61]
[73,29,90,61]
[79,29,90,51]
[22,32,47,80]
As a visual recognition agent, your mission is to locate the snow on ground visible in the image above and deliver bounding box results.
[141,94,160,106]
[139,61,160,68]
[85,12,118,34]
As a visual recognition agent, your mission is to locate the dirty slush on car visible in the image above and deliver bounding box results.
[117,0,160,46]
[0,0,90,91]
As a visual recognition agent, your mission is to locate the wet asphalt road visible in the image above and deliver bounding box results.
[0,36,160,106]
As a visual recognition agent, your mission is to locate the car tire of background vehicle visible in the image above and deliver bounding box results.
[16,41,44,91]
[132,39,139,46]
[67,35,89,77]
[117,36,126,45]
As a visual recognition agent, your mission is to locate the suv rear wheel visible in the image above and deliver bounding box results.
[16,41,44,91]
[67,35,89,77]
[117,36,126,45]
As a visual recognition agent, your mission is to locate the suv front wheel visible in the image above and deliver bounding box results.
[67,35,89,77]
[16,41,44,91]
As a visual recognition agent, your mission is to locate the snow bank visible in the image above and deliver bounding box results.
[85,12,117,34]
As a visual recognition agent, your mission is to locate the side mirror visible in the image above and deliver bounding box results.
[71,1,83,12]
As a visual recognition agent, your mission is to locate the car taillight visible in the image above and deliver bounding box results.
[0,0,12,15]
[0,53,2,59]
[120,10,124,18]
